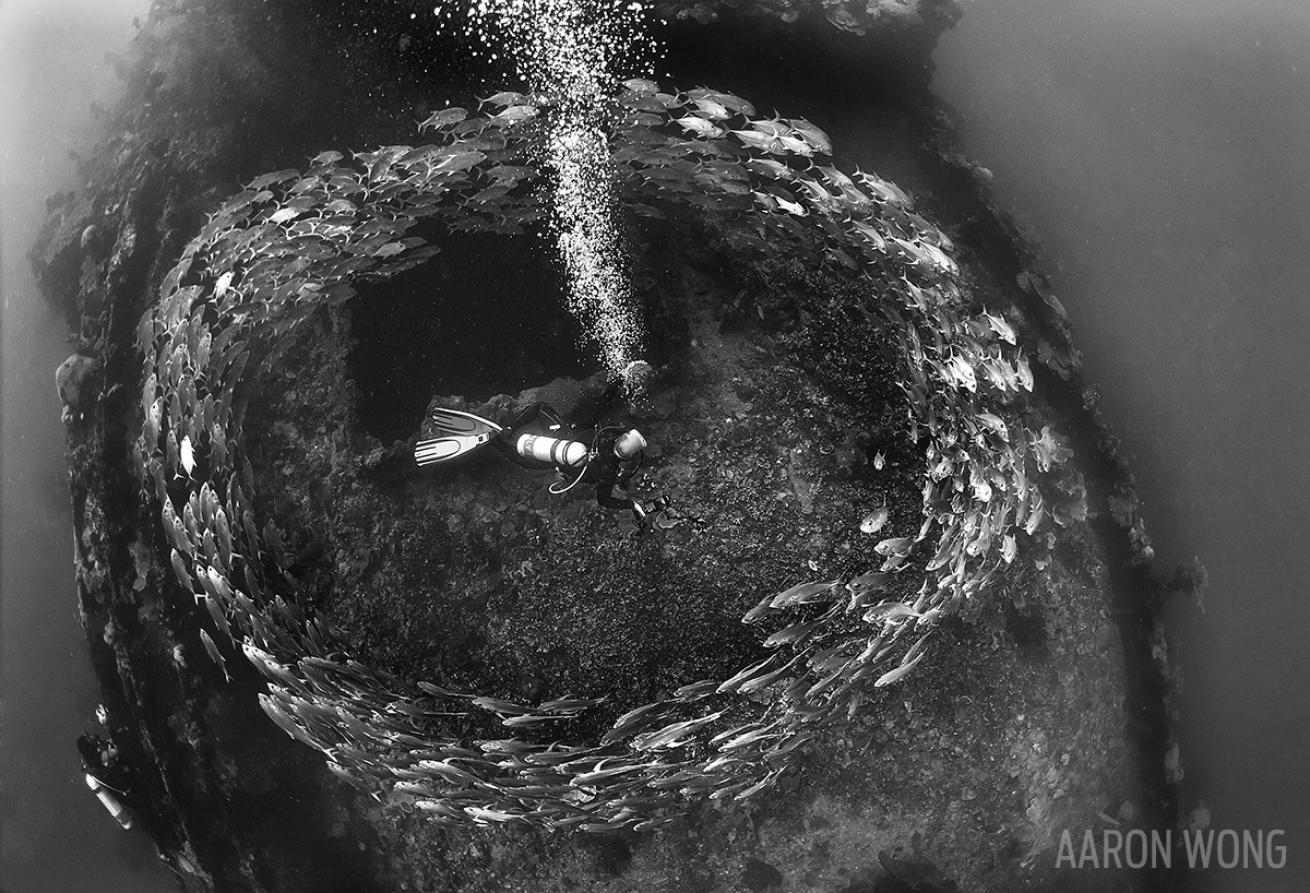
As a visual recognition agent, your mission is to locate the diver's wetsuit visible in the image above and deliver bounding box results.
[491,380,643,514]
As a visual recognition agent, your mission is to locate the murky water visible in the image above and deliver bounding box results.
[1,2,177,890]
[936,2,1310,889]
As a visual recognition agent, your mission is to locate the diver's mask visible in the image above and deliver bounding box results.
[614,429,647,460]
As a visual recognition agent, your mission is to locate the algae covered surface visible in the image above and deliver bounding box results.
[34,1,1179,890]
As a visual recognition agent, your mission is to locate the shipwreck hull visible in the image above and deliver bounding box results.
[31,1,1181,890]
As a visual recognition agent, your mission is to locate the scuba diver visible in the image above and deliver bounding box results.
[415,378,671,527]
[77,732,134,830]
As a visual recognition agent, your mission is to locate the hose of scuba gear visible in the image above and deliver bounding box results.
[549,459,592,494]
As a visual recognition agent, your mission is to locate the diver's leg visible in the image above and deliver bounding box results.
[596,485,636,513]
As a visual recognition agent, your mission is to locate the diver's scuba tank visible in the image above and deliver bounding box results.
[516,433,589,467]
[85,773,133,829]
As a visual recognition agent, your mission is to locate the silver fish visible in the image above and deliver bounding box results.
[199,628,229,682]
[860,505,889,534]
[675,115,723,138]
[478,91,530,109]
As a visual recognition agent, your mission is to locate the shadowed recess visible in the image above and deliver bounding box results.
[348,228,591,443]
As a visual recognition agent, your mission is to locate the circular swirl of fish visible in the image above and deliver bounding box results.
[134,81,1075,831]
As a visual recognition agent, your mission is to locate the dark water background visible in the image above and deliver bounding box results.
[936,2,1310,890]
[1,2,176,890]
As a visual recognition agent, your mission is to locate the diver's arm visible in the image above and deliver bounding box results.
[615,453,644,487]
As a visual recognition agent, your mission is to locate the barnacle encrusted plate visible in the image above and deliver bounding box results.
[135,80,1072,830]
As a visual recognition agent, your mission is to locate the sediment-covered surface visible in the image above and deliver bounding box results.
[34,1,1182,890]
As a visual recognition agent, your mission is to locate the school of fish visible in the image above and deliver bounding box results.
[132,77,1084,830]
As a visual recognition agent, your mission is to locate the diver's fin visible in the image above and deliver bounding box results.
[427,407,503,437]
[415,432,494,466]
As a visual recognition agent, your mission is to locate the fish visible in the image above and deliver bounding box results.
[210,422,227,468]
[260,695,316,746]
[165,430,180,474]
[737,657,801,694]
[169,515,192,557]
[731,129,782,153]
[144,396,164,447]
[202,530,222,571]
[602,701,669,742]
[769,580,839,609]
[434,151,486,173]
[847,569,890,591]
[716,655,780,693]
[478,91,531,109]
[501,714,570,729]
[205,595,231,640]
[182,501,200,544]
[267,207,303,225]
[745,157,793,180]
[199,628,230,682]
[464,806,521,824]
[675,116,723,138]
[1015,354,1034,391]
[691,98,731,120]
[851,219,887,251]
[537,697,604,714]
[169,549,193,592]
[415,799,464,818]
[983,309,1017,345]
[1001,534,1018,564]
[633,711,725,751]
[416,681,474,700]
[747,118,790,137]
[417,760,479,785]
[1024,498,1045,536]
[777,134,814,156]
[862,601,920,623]
[774,196,807,216]
[874,536,913,557]
[860,506,889,535]
[484,164,535,183]
[490,104,538,126]
[687,86,755,116]
[853,169,909,205]
[873,650,926,688]
[571,763,643,787]
[471,696,534,716]
[622,78,659,94]
[763,620,822,649]
[918,240,959,276]
[672,679,718,700]
[785,117,832,154]
[900,630,934,668]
